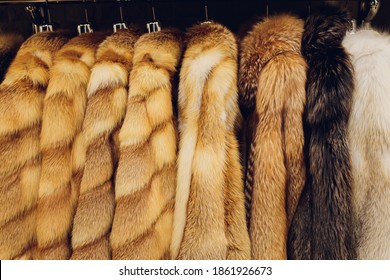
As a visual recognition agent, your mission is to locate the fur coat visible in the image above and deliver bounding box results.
[239,14,307,260]
[36,32,106,260]
[171,22,250,260]
[343,29,390,260]
[110,29,182,260]
[0,32,71,260]
[70,29,140,260]
[288,9,356,260]
[0,33,23,82]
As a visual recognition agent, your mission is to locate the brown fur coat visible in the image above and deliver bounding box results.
[0,32,71,259]
[171,22,250,260]
[110,29,182,260]
[70,29,140,260]
[36,33,106,260]
[239,15,307,259]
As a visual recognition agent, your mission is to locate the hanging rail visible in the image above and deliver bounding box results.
[0,0,364,4]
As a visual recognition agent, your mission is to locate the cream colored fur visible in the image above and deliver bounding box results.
[344,29,390,260]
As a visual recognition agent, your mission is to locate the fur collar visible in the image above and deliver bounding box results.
[239,14,304,112]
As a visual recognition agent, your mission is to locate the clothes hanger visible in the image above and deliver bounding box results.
[113,0,128,32]
[25,0,53,34]
[359,0,380,28]
[77,0,93,35]
[201,0,212,24]
[266,0,270,18]
[344,0,357,34]
[146,0,161,33]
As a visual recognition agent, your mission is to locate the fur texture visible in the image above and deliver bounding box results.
[239,14,307,260]
[288,9,356,260]
[0,33,23,82]
[36,33,106,260]
[172,22,250,260]
[343,29,390,260]
[70,29,140,260]
[0,32,71,259]
[110,29,182,260]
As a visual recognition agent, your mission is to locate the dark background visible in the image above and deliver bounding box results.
[0,0,389,39]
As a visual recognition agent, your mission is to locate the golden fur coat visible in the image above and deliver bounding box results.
[70,29,140,260]
[0,32,71,259]
[343,29,390,259]
[110,29,182,260]
[36,33,106,260]
[239,15,307,259]
[171,22,250,260]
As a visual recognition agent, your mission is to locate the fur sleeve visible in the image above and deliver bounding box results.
[110,29,182,260]
[343,29,390,259]
[0,32,71,259]
[70,29,140,260]
[36,33,106,260]
[288,8,356,260]
[239,15,306,260]
[172,22,250,260]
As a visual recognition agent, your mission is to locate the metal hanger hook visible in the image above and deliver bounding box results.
[45,0,52,24]
[83,0,89,23]
[359,0,381,27]
[118,0,124,22]
[204,0,209,22]
[266,0,270,18]
[151,0,157,21]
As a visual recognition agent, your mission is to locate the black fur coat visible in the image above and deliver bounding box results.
[287,8,356,260]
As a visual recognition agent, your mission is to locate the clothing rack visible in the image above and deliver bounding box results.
[0,0,384,37]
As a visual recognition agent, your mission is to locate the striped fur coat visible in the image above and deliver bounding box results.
[0,32,71,259]
[36,33,106,259]
[110,29,182,260]
[70,29,140,260]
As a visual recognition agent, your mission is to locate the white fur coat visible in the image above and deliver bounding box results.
[343,29,390,260]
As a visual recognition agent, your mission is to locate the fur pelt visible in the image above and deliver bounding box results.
[288,9,356,260]
[0,32,71,260]
[70,29,140,260]
[110,29,182,260]
[343,29,390,260]
[0,33,23,82]
[36,33,106,260]
[239,14,307,260]
[171,22,250,260]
